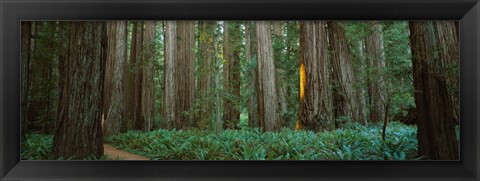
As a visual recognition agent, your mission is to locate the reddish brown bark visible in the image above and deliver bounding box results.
[365,21,386,124]
[409,21,459,160]
[103,21,128,136]
[296,21,334,132]
[52,22,106,159]
[175,21,195,129]
[245,21,258,128]
[327,21,363,126]
[256,21,281,132]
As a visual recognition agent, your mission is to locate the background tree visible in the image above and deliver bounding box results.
[409,21,459,160]
[381,21,414,125]
[213,22,222,133]
[273,21,289,126]
[175,21,196,129]
[103,21,128,136]
[327,21,364,126]
[256,21,280,132]
[365,21,386,123]
[222,21,242,129]
[245,21,259,128]
[163,21,176,130]
[284,21,301,127]
[21,21,32,137]
[132,21,146,131]
[222,21,231,129]
[296,21,334,132]
[52,22,106,159]
[141,21,156,131]
[22,22,59,134]
[197,21,215,128]
[124,22,140,130]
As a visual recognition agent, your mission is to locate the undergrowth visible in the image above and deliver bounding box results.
[21,134,108,160]
[105,121,423,160]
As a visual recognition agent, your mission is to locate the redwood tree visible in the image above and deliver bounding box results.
[103,21,128,135]
[141,21,156,131]
[21,21,32,137]
[273,21,288,126]
[245,21,258,127]
[52,22,106,159]
[256,21,280,132]
[175,21,195,129]
[327,21,364,126]
[365,21,386,124]
[296,21,334,132]
[409,21,459,160]
[222,21,241,129]
[133,21,145,131]
[197,21,215,128]
[163,21,176,130]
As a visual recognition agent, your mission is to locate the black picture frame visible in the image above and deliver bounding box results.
[1,0,479,180]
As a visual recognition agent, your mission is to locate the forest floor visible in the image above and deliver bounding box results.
[103,144,149,160]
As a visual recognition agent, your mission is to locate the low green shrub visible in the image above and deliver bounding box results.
[105,121,422,160]
[21,134,53,160]
[22,134,108,160]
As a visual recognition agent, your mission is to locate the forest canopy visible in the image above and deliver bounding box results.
[21,20,459,160]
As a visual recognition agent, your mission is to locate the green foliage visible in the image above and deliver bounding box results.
[343,21,415,121]
[382,21,415,117]
[25,22,60,134]
[22,134,109,160]
[21,134,53,160]
[105,121,420,160]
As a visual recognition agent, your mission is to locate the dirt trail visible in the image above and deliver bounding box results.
[103,144,149,160]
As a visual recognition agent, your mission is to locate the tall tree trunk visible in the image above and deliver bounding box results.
[222,21,231,129]
[222,22,241,129]
[409,21,459,160]
[245,21,258,128]
[52,22,106,159]
[163,21,176,130]
[213,22,222,133]
[284,21,300,127]
[355,40,369,126]
[273,21,288,126]
[133,22,145,130]
[296,21,334,132]
[21,21,32,137]
[256,21,280,132]
[44,22,56,133]
[198,21,215,128]
[175,21,195,129]
[103,21,128,136]
[25,22,37,130]
[327,21,363,126]
[365,21,386,124]
[435,22,460,125]
[141,21,155,131]
[230,49,241,128]
[24,22,57,133]
[124,22,136,131]
[27,22,48,132]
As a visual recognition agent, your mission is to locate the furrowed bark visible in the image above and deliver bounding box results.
[52,21,106,159]
[296,21,334,132]
[409,21,459,160]
[256,21,281,132]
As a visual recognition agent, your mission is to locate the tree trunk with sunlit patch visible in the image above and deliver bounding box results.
[296,21,334,132]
